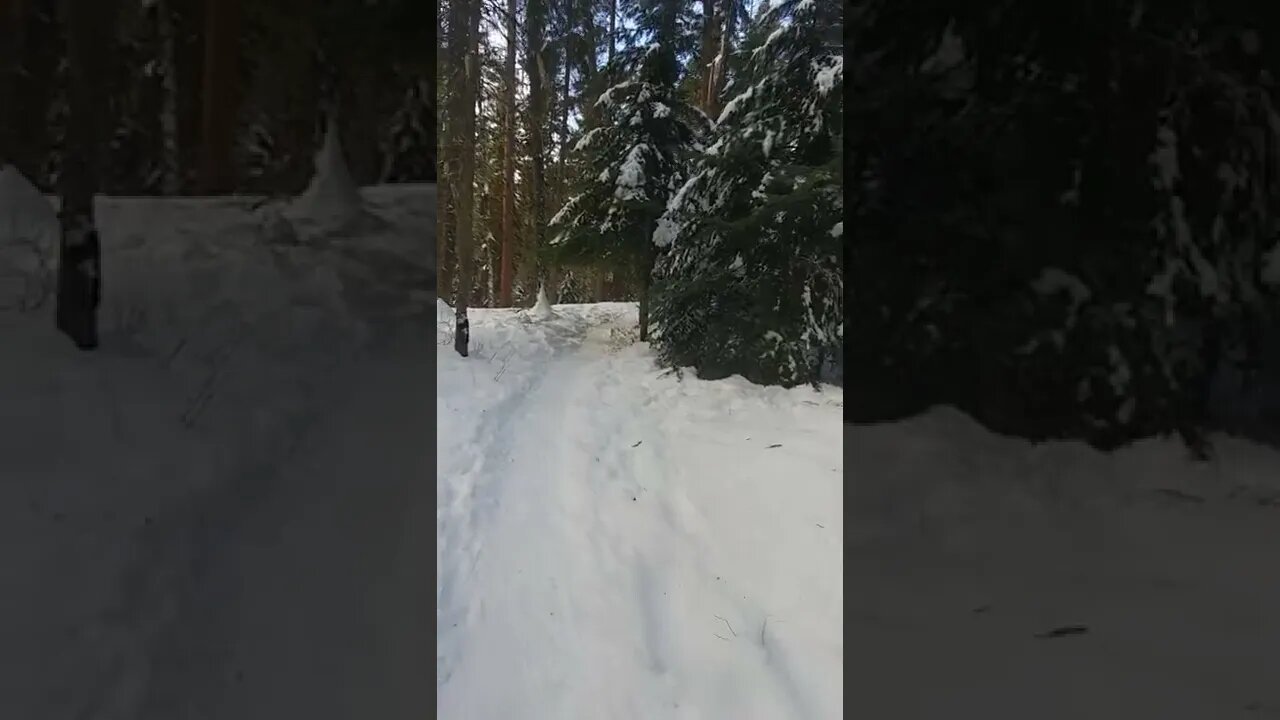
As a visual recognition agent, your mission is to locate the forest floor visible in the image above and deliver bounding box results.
[435,301,845,719]
[849,409,1280,719]
[0,184,433,720]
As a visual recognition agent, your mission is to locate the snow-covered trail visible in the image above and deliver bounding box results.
[437,305,843,720]
[848,413,1280,719]
[1,185,435,719]
[134,351,433,719]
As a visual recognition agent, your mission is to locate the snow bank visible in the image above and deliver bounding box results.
[0,185,434,719]
[850,406,1280,718]
[0,164,58,311]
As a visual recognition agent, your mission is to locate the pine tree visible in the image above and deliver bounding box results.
[549,38,710,339]
[651,0,842,386]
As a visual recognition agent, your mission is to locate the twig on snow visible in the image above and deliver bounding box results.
[1035,625,1089,639]
[714,615,737,637]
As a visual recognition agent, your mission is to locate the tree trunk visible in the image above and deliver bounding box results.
[706,0,735,118]
[697,0,721,115]
[525,0,549,298]
[559,0,573,181]
[438,160,455,302]
[577,0,599,128]
[0,0,25,166]
[56,0,115,350]
[175,0,204,192]
[158,0,180,194]
[637,267,651,341]
[451,0,481,356]
[608,0,616,62]
[637,236,656,340]
[199,0,240,194]
[498,0,517,306]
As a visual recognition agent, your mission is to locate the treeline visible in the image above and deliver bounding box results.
[851,1,1280,453]
[0,0,434,197]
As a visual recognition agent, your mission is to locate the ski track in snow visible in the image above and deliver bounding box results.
[437,305,844,720]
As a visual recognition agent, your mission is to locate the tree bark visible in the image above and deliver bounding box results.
[525,0,550,297]
[638,241,655,341]
[158,0,180,194]
[498,0,517,306]
[56,0,116,350]
[199,0,240,194]
[608,0,616,62]
[697,0,721,115]
[0,0,25,166]
[706,0,736,118]
[451,0,481,356]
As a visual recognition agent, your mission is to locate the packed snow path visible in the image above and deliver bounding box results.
[136,353,433,719]
[436,303,844,720]
[1,186,434,720]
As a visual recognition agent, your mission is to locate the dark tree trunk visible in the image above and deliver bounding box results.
[525,0,549,295]
[174,0,204,193]
[0,0,26,166]
[638,239,656,341]
[498,0,517,306]
[198,0,240,193]
[56,0,116,350]
[451,0,481,356]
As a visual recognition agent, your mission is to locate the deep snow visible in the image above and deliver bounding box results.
[0,182,433,719]
[436,302,845,719]
[850,408,1280,719]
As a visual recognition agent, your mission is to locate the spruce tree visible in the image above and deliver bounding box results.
[651,0,842,386]
[548,26,711,339]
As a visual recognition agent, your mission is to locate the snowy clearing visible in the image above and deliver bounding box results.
[436,302,844,719]
[1,184,432,719]
[850,408,1280,719]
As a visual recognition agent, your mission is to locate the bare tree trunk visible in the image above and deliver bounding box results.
[559,0,572,180]
[199,0,240,194]
[174,0,204,192]
[608,0,616,62]
[56,0,115,350]
[451,0,481,356]
[592,271,606,301]
[638,242,654,341]
[525,0,550,299]
[706,0,736,119]
[697,0,721,114]
[157,0,179,194]
[0,0,25,166]
[498,0,516,306]
[438,7,455,304]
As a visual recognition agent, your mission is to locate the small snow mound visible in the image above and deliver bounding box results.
[0,164,58,311]
[529,287,557,320]
[291,117,364,230]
